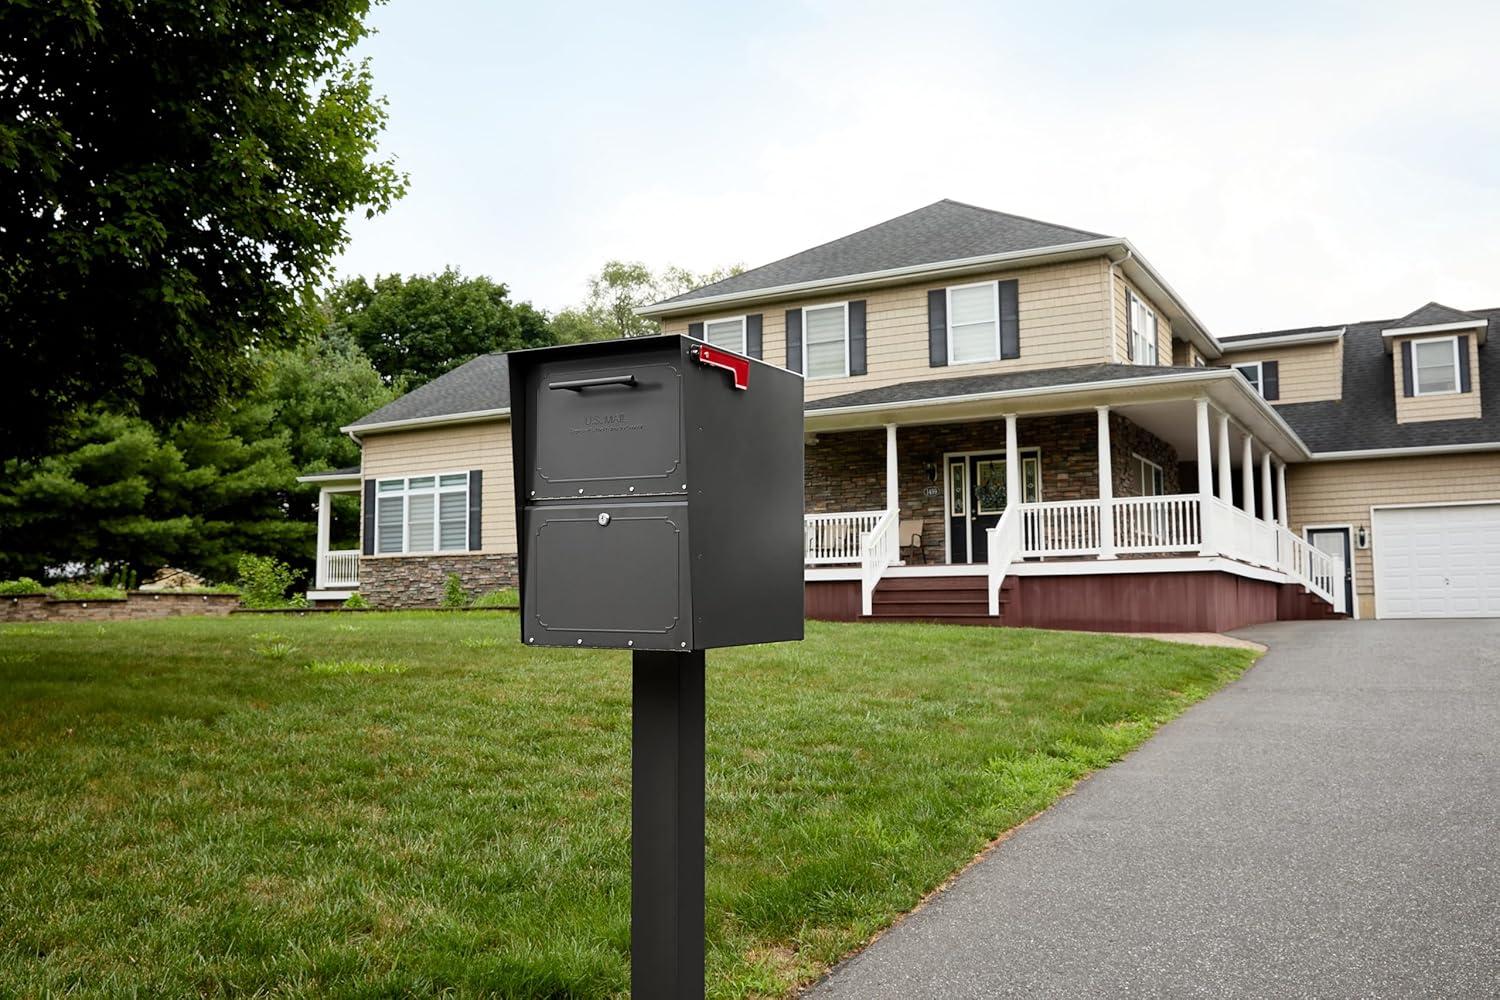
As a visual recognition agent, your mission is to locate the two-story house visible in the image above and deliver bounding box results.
[301,200,1500,629]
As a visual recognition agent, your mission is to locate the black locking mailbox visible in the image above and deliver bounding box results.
[508,333,804,652]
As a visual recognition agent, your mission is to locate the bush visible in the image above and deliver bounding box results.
[236,555,300,609]
[470,587,519,609]
[342,592,369,610]
[0,578,45,596]
[441,573,466,609]
[47,583,126,601]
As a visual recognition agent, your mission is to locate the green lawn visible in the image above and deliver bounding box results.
[0,613,1256,998]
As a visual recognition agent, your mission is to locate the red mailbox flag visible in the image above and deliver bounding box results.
[691,344,750,390]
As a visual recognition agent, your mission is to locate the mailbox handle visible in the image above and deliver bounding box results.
[548,374,638,391]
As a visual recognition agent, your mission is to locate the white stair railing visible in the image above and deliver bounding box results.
[985,506,1023,616]
[859,509,900,616]
[1203,498,1280,569]
[805,510,887,565]
[1279,529,1346,613]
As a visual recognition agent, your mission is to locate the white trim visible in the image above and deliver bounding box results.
[1381,319,1486,338]
[1310,441,1500,460]
[945,279,1002,366]
[1409,334,1463,397]
[1126,289,1159,366]
[296,472,363,485]
[343,407,509,436]
[1232,360,1263,396]
[373,470,472,556]
[1370,498,1500,513]
[807,556,1290,585]
[700,314,748,354]
[1219,328,1345,352]
[1131,452,1165,496]
[1302,523,1360,620]
[801,300,851,380]
[941,447,1041,564]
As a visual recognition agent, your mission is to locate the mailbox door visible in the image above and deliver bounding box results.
[527,360,684,500]
[523,501,691,650]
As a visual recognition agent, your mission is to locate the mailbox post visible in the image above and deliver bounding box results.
[509,334,803,998]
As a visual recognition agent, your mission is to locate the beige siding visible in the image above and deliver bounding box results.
[1111,272,1173,366]
[1392,334,1482,423]
[1171,340,1204,367]
[1287,452,1500,618]
[664,257,1116,402]
[1222,339,1343,403]
[360,419,515,553]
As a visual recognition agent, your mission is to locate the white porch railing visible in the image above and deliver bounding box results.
[1203,497,1280,570]
[1278,529,1345,613]
[805,509,886,564]
[1112,495,1202,554]
[985,506,1023,616]
[319,549,360,590]
[859,509,900,616]
[1021,499,1102,557]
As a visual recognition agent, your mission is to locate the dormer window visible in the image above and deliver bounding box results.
[1411,336,1461,396]
[1233,362,1262,395]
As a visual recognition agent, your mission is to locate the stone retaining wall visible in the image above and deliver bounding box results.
[1,592,240,623]
[358,553,518,609]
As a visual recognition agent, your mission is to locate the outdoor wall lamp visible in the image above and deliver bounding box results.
[1356,525,1369,549]
[925,462,937,482]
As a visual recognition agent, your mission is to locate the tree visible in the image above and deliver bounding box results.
[326,268,555,388]
[0,1,406,458]
[552,261,745,343]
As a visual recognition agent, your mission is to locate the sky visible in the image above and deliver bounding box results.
[334,0,1500,337]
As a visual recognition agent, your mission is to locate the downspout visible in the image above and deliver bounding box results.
[1106,248,1133,363]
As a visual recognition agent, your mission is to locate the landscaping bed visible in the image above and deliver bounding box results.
[0,613,1257,997]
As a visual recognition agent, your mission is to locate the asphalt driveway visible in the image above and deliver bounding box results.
[804,620,1500,999]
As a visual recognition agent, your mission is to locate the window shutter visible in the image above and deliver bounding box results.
[848,300,867,375]
[785,309,803,373]
[687,321,704,340]
[1262,360,1280,401]
[1125,292,1135,362]
[1401,340,1414,397]
[927,290,947,367]
[362,480,376,556]
[1457,335,1472,392]
[467,470,483,551]
[998,279,1019,359]
[745,314,763,359]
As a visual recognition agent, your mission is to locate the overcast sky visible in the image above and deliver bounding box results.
[335,0,1499,336]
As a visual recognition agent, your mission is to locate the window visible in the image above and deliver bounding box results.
[1412,336,1460,395]
[803,302,849,379]
[947,281,1000,364]
[1129,291,1158,365]
[949,461,968,517]
[702,316,746,353]
[1234,362,1263,395]
[1133,455,1165,496]
[374,472,470,554]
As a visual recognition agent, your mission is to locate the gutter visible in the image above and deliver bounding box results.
[1220,328,1345,352]
[1308,441,1500,461]
[341,406,511,438]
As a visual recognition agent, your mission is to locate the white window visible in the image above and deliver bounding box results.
[702,316,746,353]
[1411,336,1460,395]
[803,302,849,379]
[1129,291,1158,365]
[1234,362,1263,395]
[947,281,1000,364]
[1134,454,1165,496]
[374,472,471,554]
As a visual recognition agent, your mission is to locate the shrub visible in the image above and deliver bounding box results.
[470,587,519,609]
[236,555,299,609]
[0,578,45,596]
[341,592,369,610]
[441,573,466,609]
[48,583,127,601]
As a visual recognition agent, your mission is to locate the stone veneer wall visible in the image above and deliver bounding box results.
[1,592,240,623]
[359,553,518,608]
[805,413,1182,564]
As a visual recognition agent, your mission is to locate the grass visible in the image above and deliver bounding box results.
[0,612,1256,998]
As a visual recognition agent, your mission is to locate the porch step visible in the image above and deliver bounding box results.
[875,576,989,592]
[859,613,1007,627]
[865,575,1014,626]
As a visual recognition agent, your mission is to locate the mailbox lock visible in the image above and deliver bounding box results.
[597,512,611,526]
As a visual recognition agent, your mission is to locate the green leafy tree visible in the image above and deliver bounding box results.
[326,268,555,388]
[0,1,406,457]
[552,261,744,342]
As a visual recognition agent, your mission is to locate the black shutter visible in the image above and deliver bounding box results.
[785,309,802,373]
[927,289,947,367]
[1125,291,1135,362]
[687,321,703,340]
[1262,360,1280,401]
[1458,335,1472,392]
[745,314,763,359]
[362,479,376,556]
[468,469,483,551]
[998,279,1019,359]
[848,300,867,375]
[1401,340,1414,397]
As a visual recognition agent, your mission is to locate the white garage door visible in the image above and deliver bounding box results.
[1373,503,1500,618]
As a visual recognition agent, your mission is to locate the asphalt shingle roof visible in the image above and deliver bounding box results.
[653,200,1109,306]
[348,353,510,428]
[805,364,1209,411]
[1383,301,1483,330]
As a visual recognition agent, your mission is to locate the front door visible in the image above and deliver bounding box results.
[946,452,1039,564]
[1307,526,1354,614]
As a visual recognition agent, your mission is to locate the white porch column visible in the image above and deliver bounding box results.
[1216,412,1233,505]
[1260,452,1274,523]
[315,487,333,590]
[1277,461,1290,529]
[1004,414,1020,510]
[1240,434,1255,515]
[1195,398,1215,555]
[884,423,898,514]
[1096,406,1116,559]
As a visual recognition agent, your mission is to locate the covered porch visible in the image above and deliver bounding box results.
[802,375,1345,622]
[296,468,363,601]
